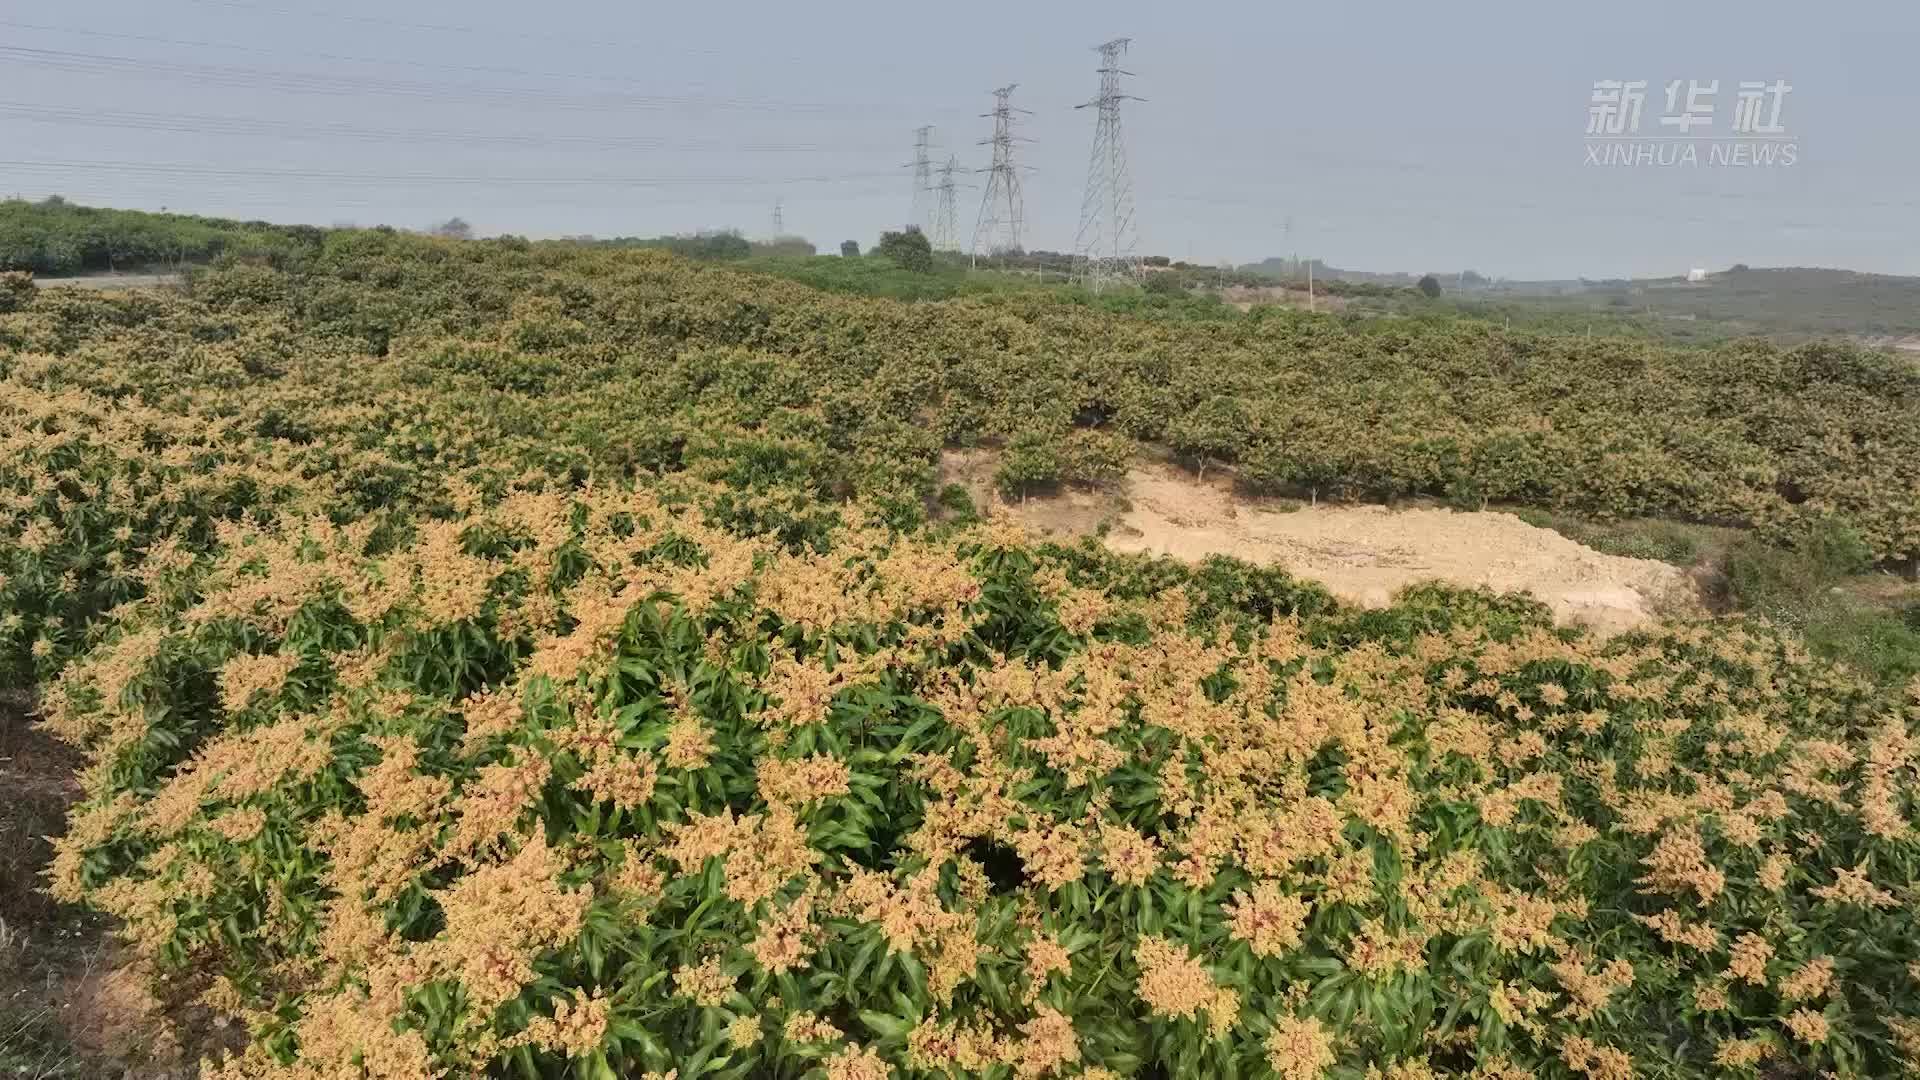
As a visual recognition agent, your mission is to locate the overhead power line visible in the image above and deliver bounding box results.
[173,0,826,68]
[0,102,897,155]
[6,182,903,214]
[0,44,936,115]
[0,18,962,111]
[0,158,900,189]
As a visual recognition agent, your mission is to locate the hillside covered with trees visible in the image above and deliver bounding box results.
[3,220,1920,1079]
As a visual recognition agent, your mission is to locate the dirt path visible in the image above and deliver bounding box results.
[31,273,183,292]
[1,694,200,1078]
[946,453,1699,634]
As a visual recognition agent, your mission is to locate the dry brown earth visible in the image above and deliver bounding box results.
[943,452,1700,634]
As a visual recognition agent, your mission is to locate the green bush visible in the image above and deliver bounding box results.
[1797,518,1877,577]
[1723,521,1875,627]
[874,228,934,273]
[0,271,31,313]
[1802,606,1920,687]
[995,432,1063,498]
[936,482,979,523]
[1057,429,1134,489]
[1143,273,1186,297]
[1514,512,1711,567]
[1594,521,1703,566]
[1722,537,1829,625]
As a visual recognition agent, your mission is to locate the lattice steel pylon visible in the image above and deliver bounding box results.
[905,125,935,235]
[932,155,969,252]
[970,84,1029,268]
[1072,38,1144,290]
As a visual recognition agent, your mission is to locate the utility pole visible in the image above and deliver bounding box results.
[771,197,784,238]
[1072,38,1144,291]
[906,125,934,235]
[971,84,1029,269]
[932,155,969,252]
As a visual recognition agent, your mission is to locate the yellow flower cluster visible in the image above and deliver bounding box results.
[1134,935,1239,1037]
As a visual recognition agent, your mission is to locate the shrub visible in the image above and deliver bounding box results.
[1587,520,1704,565]
[1057,429,1134,489]
[1722,537,1828,625]
[1166,398,1247,482]
[1721,520,1873,627]
[0,271,31,313]
[935,482,979,523]
[1142,273,1185,297]
[1802,606,1920,687]
[1797,518,1877,577]
[1514,513,1713,567]
[995,432,1063,498]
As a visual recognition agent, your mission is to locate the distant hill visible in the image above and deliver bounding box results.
[1239,257,1490,289]
[1238,258,1920,345]
[1472,267,1920,342]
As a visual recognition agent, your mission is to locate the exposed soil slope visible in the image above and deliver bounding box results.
[948,454,1700,634]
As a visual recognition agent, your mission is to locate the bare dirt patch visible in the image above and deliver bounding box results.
[1855,333,1920,355]
[934,447,1000,519]
[30,273,184,292]
[1,694,202,1079]
[1216,284,1349,314]
[937,447,1118,535]
[954,453,1700,634]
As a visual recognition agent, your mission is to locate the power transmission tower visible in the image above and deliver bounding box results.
[1072,38,1144,291]
[932,155,970,252]
[770,197,784,237]
[971,84,1029,268]
[905,125,934,234]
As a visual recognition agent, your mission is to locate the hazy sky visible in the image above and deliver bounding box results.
[3,0,1916,279]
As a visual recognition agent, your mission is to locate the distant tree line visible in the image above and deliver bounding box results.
[581,229,816,261]
[0,196,327,275]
